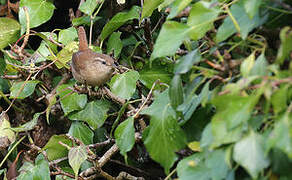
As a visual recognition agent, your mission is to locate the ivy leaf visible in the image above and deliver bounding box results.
[19,0,55,34]
[109,71,139,99]
[187,1,220,40]
[68,121,94,145]
[216,2,267,42]
[151,21,189,61]
[139,64,172,89]
[79,0,100,15]
[276,27,292,65]
[271,85,289,115]
[55,41,79,69]
[142,90,186,173]
[0,112,15,148]
[69,100,111,129]
[174,49,201,74]
[58,27,78,46]
[250,53,268,76]
[0,17,20,49]
[240,52,255,77]
[10,80,40,99]
[233,131,270,178]
[43,135,72,161]
[17,155,50,180]
[57,84,87,116]
[107,32,123,58]
[268,113,292,158]
[141,0,164,19]
[68,145,88,178]
[11,113,41,132]
[169,74,184,110]
[100,6,140,41]
[243,0,261,19]
[114,117,135,156]
[167,0,192,20]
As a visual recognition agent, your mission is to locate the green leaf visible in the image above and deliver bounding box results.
[43,135,72,161]
[142,90,186,173]
[268,113,292,158]
[114,117,135,156]
[174,49,201,74]
[139,64,172,89]
[109,70,139,99]
[177,153,210,180]
[167,0,192,19]
[68,145,88,178]
[69,100,111,129]
[271,85,289,115]
[276,27,292,65]
[57,84,87,116]
[212,94,259,130]
[55,41,79,69]
[243,0,261,19]
[141,0,164,19]
[72,16,101,26]
[215,2,267,42]
[177,94,202,122]
[150,21,189,61]
[68,121,94,145]
[233,131,270,178]
[100,6,140,41]
[58,27,78,46]
[240,52,255,77]
[187,1,220,40]
[169,74,184,110]
[250,53,268,76]
[17,156,50,180]
[19,0,55,34]
[0,112,15,147]
[11,113,41,132]
[107,32,123,58]
[10,80,40,99]
[205,149,229,180]
[79,0,100,15]
[0,18,20,49]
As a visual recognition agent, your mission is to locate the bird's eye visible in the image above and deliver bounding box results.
[101,61,106,65]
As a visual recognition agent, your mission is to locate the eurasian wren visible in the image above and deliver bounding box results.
[71,26,116,86]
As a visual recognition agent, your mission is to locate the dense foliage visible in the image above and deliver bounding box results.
[0,0,292,179]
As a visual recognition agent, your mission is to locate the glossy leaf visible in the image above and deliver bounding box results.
[271,85,289,114]
[109,70,139,99]
[243,0,261,19]
[55,41,79,69]
[250,53,268,76]
[11,113,41,132]
[79,0,100,15]
[69,100,111,129]
[142,90,186,173]
[17,156,50,180]
[139,65,172,89]
[174,49,201,74]
[0,18,20,49]
[43,135,72,161]
[10,80,40,99]
[233,131,270,178]
[276,26,292,64]
[151,21,189,61]
[107,32,122,58]
[68,121,94,145]
[216,2,267,42]
[268,113,292,158]
[19,0,55,34]
[100,6,140,41]
[240,52,255,77]
[167,0,191,19]
[68,145,88,178]
[57,84,87,116]
[187,1,220,40]
[114,117,135,156]
[141,0,164,19]
[58,27,78,46]
[169,74,184,110]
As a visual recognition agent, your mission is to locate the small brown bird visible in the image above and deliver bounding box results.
[71,26,116,86]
